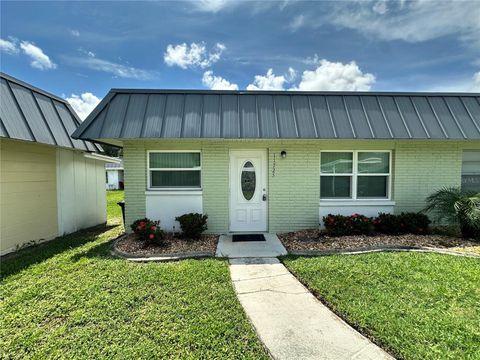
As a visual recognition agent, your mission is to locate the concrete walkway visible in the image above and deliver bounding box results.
[230,258,393,360]
[216,234,287,258]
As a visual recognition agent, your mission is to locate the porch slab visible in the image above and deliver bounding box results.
[215,234,287,258]
[229,258,393,360]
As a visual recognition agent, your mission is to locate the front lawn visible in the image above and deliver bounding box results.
[0,191,268,359]
[106,190,124,226]
[283,253,480,359]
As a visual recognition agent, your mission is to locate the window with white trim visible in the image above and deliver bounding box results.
[320,151,391,199]
[148,151,201,189]
[461,150,480,192]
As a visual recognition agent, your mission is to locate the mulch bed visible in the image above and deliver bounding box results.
[115,233,219,256]
[279,229,480,254]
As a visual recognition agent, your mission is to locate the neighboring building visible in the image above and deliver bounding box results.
[106,158,124,190]
[0,73,115,255]
[72,89,480,233]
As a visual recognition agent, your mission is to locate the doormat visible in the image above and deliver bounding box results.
[232,234,266,242]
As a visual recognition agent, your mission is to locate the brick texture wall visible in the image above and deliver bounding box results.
[122,139,479,233]
[393,142,463,213]
[123,141,147,228]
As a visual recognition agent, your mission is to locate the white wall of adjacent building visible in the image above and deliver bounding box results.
[56,148,107,236]
[106,169,124,190]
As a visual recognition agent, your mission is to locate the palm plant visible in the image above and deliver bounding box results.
[424,187,480,239]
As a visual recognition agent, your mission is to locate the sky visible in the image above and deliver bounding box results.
[1,0,479,119]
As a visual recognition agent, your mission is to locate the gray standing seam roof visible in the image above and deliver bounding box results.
[0,72,102,152]
[72,89,480,140]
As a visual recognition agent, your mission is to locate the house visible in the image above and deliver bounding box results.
[72,89,480,233]
[0,73,116,255]
[105,158,124,190]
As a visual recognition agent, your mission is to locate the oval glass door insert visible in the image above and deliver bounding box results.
[241,161,256,201]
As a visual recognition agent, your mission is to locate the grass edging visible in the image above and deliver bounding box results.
[111,234,216,262]
[278,255,397,358]
[287,245,480,258]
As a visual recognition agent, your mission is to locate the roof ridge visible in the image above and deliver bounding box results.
[108,88,480,97]
[0,72,69,104]
[1,72,104,152]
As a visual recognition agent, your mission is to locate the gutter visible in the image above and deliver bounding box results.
[84,152,121,163]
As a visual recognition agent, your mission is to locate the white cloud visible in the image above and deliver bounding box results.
[202,70,238,90]
[328,0,480,48]
[191,0,233,12]
[66,53,154,80]
[372,1,387,15]
[289,14,305,31]
[286,67,297,82]
[66,92,101,120]
[190,0,290,13]
[247,68,292,90]
[164,42,225,69]
[428,71,480,92]
[473,72,480,91]
[0,38,19,54]
[19,41,56,70]
[294,59,375,91]
[71,29,80,37]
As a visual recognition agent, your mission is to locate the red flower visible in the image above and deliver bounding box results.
[149,234,155,240]
[150,226,156,231]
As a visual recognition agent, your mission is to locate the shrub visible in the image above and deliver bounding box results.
[424,187,480,239]
[399,212,431,235]
[130,218,164,243]
[373,212,431,235]
[175,213,208,239]
[323,213,373,236]
[373,213,402,234]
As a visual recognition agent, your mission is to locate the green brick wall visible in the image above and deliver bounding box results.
[393,141,463,213]
[122,139,480,233]
[123,141,147,228]
[199,142,229,233]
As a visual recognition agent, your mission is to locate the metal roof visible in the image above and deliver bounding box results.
[0,72,102,151]
[72,88,480,140]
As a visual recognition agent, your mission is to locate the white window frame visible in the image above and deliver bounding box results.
[320,150,392,201]
[147,150,202,190]
[461,150,480,192]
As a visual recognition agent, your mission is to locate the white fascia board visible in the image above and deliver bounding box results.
[84,153,121,163]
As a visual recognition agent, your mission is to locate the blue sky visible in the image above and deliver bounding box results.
[1,0,479,118]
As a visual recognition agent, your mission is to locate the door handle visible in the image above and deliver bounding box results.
[262,194,267,201]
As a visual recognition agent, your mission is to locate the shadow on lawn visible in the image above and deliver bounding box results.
[0,224,119,279]
[69,237,118,262]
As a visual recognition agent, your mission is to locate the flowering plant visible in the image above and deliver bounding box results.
[323,213,373,236]
[130,218,164,243]
[374,212,430,235]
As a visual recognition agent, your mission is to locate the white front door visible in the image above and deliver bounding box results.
[229,150,268,232]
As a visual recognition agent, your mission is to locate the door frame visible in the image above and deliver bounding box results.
[229,149,268,233]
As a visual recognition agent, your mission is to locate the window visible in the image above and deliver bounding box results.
[320,152,353,198]
[462,151,480,192]
[241,161,256,201]
[148,151,201,189]
[320,151,391,199]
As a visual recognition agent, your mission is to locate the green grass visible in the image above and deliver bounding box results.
[283,253,480,360]
[0,191,268,359]
[106,190,124,226]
